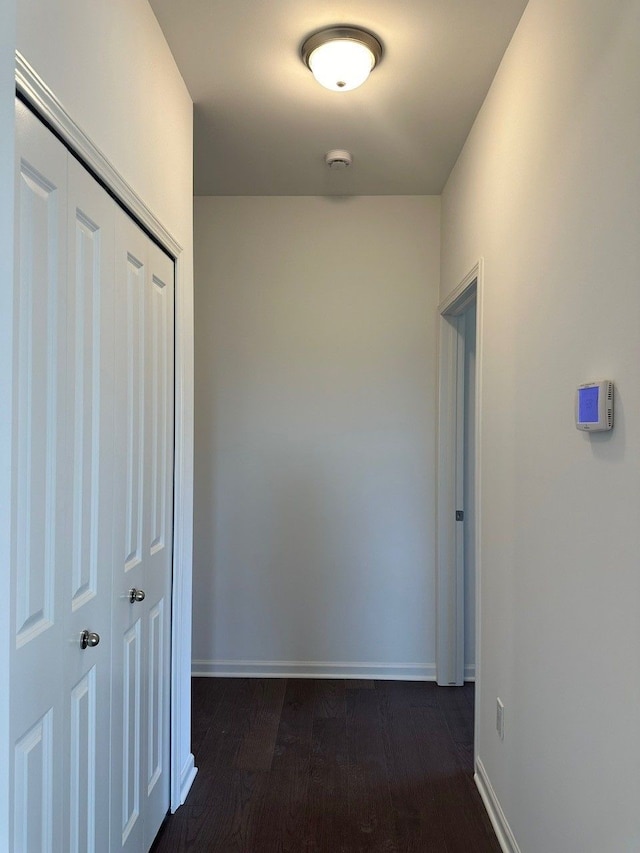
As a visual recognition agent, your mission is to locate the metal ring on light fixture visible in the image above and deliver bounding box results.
[300,26,384,72]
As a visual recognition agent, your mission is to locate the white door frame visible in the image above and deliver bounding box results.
[13,53,196,813]
[436,259,483,688]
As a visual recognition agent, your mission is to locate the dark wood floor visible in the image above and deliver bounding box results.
[152,678,500,852]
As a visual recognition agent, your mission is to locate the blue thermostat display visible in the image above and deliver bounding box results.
[575,380,614,432]
[578,386,599,423]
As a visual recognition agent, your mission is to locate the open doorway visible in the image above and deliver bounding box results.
[436,261,483,689]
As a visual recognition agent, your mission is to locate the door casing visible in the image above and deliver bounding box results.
[436,259,483,700]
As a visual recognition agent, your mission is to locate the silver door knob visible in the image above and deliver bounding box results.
[129,588,146,603]
[80,629,100,650]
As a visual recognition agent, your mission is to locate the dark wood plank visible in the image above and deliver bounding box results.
[346,686,399,851]
[190,675,229,756]
[235,678,287,771]
[377,683,449,852]
[249,679,317,851]
[270,678,316,770]
[152,678,501,853]
[187,678,257,806]
[306,716,350,852]
[251,761,312,852]
[152,771,270,852]
[411,704,501,853]
[314,679,346,719]
[376,678,438,710]
[436,684,475,770]
[462,680,476,711]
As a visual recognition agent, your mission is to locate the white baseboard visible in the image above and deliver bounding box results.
[174,754,197,812]
[475,757,521,853]
[191,659,436,681]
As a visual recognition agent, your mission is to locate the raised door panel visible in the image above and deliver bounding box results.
[121,621,143,846]
[149,271,170,557]
[124,250,146,574]
[14,159,59,647]
[69,668,98,853]
[13,111,66,652]
[13,710,54,853]
[146,600,164,798]
[70,208,101,608]
[69,206,102,611]
[11,99,68,853]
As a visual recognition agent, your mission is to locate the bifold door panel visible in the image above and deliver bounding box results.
[11,100,174,853]
[112,211,174,853]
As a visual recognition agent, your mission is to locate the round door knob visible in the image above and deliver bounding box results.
[80,629,100,650]
[129,588,146,603]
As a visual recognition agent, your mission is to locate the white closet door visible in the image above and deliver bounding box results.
[111,211,174,852]
[142,240,174,851]
[63,155,116,853]
[11,96,68,853]
[13,100,174,853]
[12,100,118,853]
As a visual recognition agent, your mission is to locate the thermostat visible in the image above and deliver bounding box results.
[575,380,614,431]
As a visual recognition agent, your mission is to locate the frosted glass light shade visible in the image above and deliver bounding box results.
[301,27,383,92]
[309,39,375,91]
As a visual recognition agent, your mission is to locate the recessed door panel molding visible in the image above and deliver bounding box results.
[14,709,54,853]
[146,600,164,795]
[149,275,168,556]
[121,621,142,846]
[70,210,102,610]
[69,668,97,853]
[14,157,65,648]
[124,253,145,574]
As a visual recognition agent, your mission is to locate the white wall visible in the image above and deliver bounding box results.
[193,196,440,677]
[0,3,17,844]
[17,0,191,245]
[12,0,195,805]
[442,0,640,849]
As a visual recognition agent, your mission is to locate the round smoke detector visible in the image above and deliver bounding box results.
[325,149,352,169]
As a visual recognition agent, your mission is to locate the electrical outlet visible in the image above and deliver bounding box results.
[496,698,505,740]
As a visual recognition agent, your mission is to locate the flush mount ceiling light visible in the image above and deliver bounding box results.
[301,26,383,92]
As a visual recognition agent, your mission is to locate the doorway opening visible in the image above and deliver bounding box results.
[436,261,483,690]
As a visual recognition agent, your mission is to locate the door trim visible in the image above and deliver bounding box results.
[14,52,196,812]
[436,259,483,690]
[15,54,180,258]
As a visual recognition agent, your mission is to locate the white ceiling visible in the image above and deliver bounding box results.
[149,0,528,196]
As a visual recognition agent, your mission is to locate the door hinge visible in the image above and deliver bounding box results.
[455,510,464,521]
